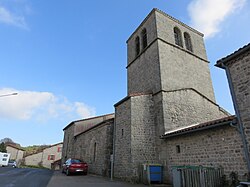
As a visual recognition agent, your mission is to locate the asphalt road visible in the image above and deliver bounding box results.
[0,167,53,187]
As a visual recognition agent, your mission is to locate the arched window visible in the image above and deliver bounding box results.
[141,28,147,49]
[135,36,140,56]
[184,32,193,52]
[174,27,183,47]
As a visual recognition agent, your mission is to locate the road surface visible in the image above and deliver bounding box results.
[0,167,53,187]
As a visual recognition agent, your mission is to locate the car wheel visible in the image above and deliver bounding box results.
[66,169,70,176]
[83,171,87,175]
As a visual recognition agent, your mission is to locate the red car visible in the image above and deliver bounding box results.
[62,158,88,176]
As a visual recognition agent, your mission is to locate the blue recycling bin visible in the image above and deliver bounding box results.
[142,164,163,184]
[149,165,163,183]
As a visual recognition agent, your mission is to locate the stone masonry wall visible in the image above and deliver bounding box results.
[159,41,215,102]
[155,9,215,102]
[227,50,250,156]
[161,125,248,183]
[127,36,161,95]
[155,10,207,61]
[154,89,230,183]
[114,95,158,183]
[161,89,228,132]
[114,98,132,181]
[127,10,157,65]
[130,95,158,182]
[62,124,75,164]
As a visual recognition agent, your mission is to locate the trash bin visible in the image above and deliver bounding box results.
[142,164,163,184]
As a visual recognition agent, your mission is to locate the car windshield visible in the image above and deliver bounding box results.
[71,159,82,163]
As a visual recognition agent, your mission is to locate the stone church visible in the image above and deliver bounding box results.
[62,9,249,184]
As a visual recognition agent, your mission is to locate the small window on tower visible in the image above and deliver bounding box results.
[141,28,147,49]
[184,32,193,52]
[135,36,140,56]
[174,27,183,47]
[176,145,181,153]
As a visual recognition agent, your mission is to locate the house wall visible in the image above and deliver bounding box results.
[24,152,43,166]
[227,50,250,155]
[24,143,62,169]
[6,146,24,166]
[161,125,249,182]
[42,143,62,169]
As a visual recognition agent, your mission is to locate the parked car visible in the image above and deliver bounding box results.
[8,160,17,168]
[62,158,88,176]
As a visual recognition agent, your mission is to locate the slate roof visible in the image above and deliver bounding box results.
[63,113,114,130]
[216,43,250,68]
[75,118,114,137]
[161,115,236,139]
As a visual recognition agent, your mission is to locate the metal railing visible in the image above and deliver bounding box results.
[173,166,223,187]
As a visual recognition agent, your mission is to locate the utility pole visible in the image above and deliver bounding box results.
[0,93,18,98]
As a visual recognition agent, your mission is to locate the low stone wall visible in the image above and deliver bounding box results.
[161,125,248,183]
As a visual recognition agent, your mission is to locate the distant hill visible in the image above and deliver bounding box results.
[1,137,51,156]
[0,137,15,144]
[22,145,51,156]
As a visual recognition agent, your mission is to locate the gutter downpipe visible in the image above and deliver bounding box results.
[222,62,250,176]
[111,118,116,181]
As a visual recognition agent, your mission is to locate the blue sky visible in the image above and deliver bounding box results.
[0,0,249,146]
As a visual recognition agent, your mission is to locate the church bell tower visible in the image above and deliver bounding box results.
[114,8,226,183]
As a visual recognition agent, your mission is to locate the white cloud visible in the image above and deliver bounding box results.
[0,88,95,121]
[0,5,28,29]
[188,0,246,38]
[75,102,96,119]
